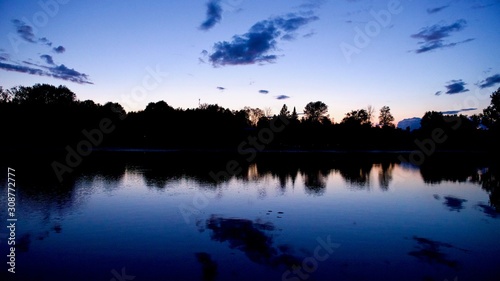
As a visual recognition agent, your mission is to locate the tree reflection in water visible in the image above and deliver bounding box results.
[200,215,302,269]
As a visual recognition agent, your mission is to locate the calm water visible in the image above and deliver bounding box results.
[0,152,499,281]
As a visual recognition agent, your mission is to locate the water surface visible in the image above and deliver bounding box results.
[0,152,499,281]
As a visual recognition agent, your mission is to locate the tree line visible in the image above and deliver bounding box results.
[0,84,498,151]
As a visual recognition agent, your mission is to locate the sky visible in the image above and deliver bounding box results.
[1,0,500,124]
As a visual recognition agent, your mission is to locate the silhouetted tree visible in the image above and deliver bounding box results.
[10,84,76,105]
[0,83,495,151]
[304,101,328,122]
[291,107,298,121]
[482,87,500,130]
[320,116,332,125]
[145,100,173,113]
[279,104,290,118]
[342,109,371,126]
[379,106,395,128]
[420,111,446,131]
[470,114,482,129]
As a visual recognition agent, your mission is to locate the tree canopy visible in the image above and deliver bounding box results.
[304,101,328,122]
[1,84,498,152]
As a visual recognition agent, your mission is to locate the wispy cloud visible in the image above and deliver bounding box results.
[0,61,45,75]
[0,57,92,84]
[440,108,477,115]
[4,20,88,84]
[471,2,498,9]
[298,0,326,10]
[40,54,55,65]
[200,0,223,31]
[206,13,318,66]
[216,86,225,91]
[411,19,474,53]
[275,95,290,100]
[0,51,9,61]
[12,19,66,53]
[426,5,449,14]
[259,90,269,94]
[12,19,37,43]
[303,30,316,38]
[444,79,469,94]
[477,74,500,89]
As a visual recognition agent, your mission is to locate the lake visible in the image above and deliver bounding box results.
[0,151,499,281]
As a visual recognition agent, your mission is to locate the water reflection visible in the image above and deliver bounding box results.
[408,236,468,268]
[200,215,302,269]
[475,203,499,218]
[442,196,468,212]
[377,161,394,190]
[195,252,218,281]
[3,151,499,212]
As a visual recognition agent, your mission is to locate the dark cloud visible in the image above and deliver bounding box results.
[0,60,92,84]
[12,19,37,43]
[207,14,318,66]
[274,15,319,32]
[0,61,45,75]
[53,46,66,53]
[259,90,269,94]
[411,20,473,53]
[216,86,225,91]
[275,95,290,100]
[435,91,442,96]
[38,37,52,47]
[426,5,449,14]
[200,0,223,31]
[40,54,55,65]
[414,38,474,54]
[445,79,469,94]
[477,74,500,89]
[440,108,477,115]
[50,64,91,84]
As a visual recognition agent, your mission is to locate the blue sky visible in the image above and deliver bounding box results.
[1,0,500,123]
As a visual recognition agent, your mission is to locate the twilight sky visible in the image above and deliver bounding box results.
[1,0,500,123]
